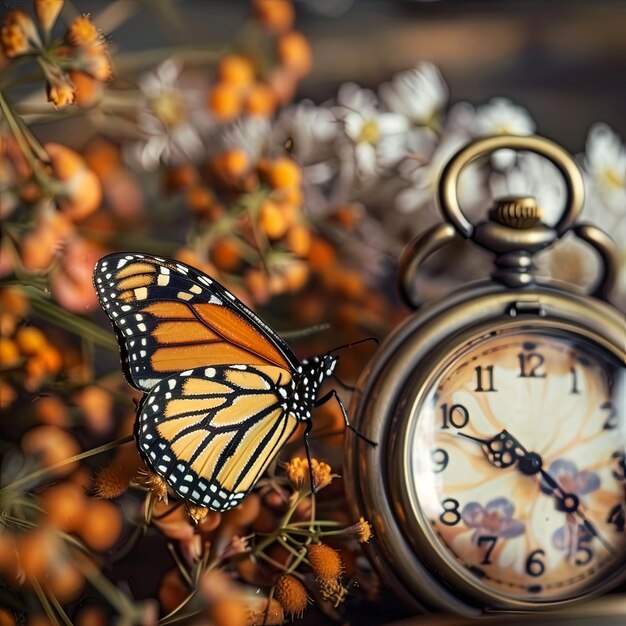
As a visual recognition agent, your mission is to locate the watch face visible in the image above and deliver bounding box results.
[407,328,626,604]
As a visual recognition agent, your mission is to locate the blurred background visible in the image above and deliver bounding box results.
[0,2,624,625]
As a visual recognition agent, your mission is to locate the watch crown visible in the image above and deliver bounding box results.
[489,196,542,229]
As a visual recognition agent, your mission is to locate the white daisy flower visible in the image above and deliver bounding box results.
[474,98,536,169]
[379,62,448,152]
[334,83,408,179]
[396,103,485,215]
[126,59,208,171]
[582,123,626,216]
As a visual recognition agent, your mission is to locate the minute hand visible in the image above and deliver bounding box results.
[458,430,616,555]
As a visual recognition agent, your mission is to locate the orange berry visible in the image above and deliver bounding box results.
[277,32,312,78]
[74,385,113,434]
[0,287,28,317]
[209,598,249,626]
[0,608,16,626]
[83,137,120,179]
[0,337,20,367]
[41,481,87,532]
[20,229,56,271]
[159,569,188,614]
[34,395,69,427]
[252,0,294,34]
[283,261,308,292]
[208,82,243,122]
[45,143,102,221]
[185,186,222,220]
[268,157,301,189]
[79,500,123,552]
[69,70,101,107]
[274,185,303,209]
[0,380,16,410]
[21,425,80,476]
[307,237,336,271]
[47,560,84,603]
[259,200,288,239]
[212,149,250,185]
[45,142,84,180]
[39,345,62,373]
[245,82,276,117]
[15,326,46,355]
[274,574,308,618]
[74,607,108,626]
[163,165,197,193]
[336,270,365,299]
[18,528,56,580]
[244,268,270,304]
[210,237,241,272]
[218,55,255,87]
[286,224,311,257]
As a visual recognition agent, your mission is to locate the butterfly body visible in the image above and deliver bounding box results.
[93,253,340,511]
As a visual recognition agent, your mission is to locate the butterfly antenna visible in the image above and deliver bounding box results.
[328,336,379,355]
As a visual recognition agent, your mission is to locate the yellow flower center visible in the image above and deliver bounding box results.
[358,119,380,145]
[151,89,186,127]
[602,167,624,190]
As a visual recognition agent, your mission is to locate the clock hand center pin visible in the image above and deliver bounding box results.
[457,429,617,555]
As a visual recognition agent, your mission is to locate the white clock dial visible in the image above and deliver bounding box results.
[408,329,626,603]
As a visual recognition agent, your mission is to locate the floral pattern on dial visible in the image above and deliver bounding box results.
[410,329,626,603]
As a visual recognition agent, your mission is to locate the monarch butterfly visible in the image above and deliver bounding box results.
[93,252,371,511]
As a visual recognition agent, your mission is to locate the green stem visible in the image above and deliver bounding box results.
[31,578,62,626]
[29,291,119,352]
[0,90,48,186]
[0,435,134,496]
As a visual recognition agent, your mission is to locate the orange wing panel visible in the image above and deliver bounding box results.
[194,304,290,369]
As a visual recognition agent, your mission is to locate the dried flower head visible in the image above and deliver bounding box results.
[274,573,309,618]
[319,577,348,608]
[0,10,41,58]
[67,15,100,47]
[186,503,209,525]
[352,517,373,543]
[283,457,333,491]
[220,534,250,560]
[135,467,169,503]
[307,543,343,582]
[94,462,132,499]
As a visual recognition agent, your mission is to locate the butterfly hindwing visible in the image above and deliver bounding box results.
[93,253,300,392]
[135,363,299,510]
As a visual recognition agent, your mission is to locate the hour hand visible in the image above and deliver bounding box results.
[458,430,527,469]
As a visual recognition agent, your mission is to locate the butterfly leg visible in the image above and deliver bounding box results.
[315,390,377,447]
[303,419,318,494]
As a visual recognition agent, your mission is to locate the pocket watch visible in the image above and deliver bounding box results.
[345,135,626,617]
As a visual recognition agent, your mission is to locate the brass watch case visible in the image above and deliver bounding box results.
[345,279,626,616]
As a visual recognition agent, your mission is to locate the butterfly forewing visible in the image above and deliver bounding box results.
[93,253,300,392]
[136,364,299,510]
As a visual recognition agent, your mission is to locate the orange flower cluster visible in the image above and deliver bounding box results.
[207,1,312,122]
[0,289,62,397]
[0,2,113,108]
[167,150,311,304]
